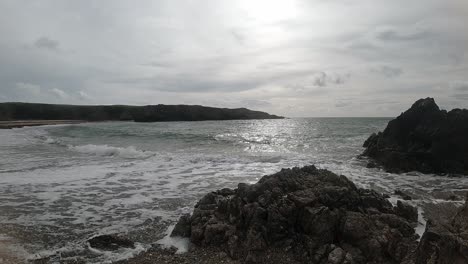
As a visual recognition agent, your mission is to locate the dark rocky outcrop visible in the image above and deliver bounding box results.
[171,165,419,263]
[395,201,418,223]
[171,214,192,238]
[412,196,468,264]
[88,234,134,251]
[362,98,468,175]
[0,102,283,123]
[394,190,413,201]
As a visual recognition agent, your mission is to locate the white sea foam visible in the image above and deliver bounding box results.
[2,119,468,263]
[97,243,147,263]
[156,225,190,254]
[43,136,59,144]
[415,207,427,241]
[25,241,148,264]
[85,239,148,264]
[68,144,153,158]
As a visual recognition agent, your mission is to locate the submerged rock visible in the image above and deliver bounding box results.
[362,98,468,175]
[172,165,419,263]
[88,234,134,251]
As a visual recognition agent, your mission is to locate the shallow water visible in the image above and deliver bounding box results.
[0,118,467,263]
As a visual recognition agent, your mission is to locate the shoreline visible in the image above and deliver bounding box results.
[0,120,86,129]
[117,245,307,264]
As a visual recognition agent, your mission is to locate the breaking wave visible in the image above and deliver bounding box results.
[68,144,154,159]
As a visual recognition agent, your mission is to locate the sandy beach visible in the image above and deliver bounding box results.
[0,120,85,129]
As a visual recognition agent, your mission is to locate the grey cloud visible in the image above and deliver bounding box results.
[109,66,323,93]
[241,99,272,108]
[450,94,468,100]
[347,41,378,51]
[451,82,468,91]
[450,82,468,100]
[108,74,263,93]
[371,66,403,78]
[230,29,246,45]
[8,82,70,101]
[0,0,467,117]
[313,73,327,87]
[15,82,41,95]
[34,37,59,51]
[0,38,114,104]
[376,28,431,42]
[356,99,401,105]
[141,61,173,68]
[78,91,91,100]
[209,98,272,109]
[50,88,67,98]
[311,72,350,87]
[335,101,352,108]
[256,62,293,70]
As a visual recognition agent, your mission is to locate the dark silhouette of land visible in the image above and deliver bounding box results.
[0,102,283,128]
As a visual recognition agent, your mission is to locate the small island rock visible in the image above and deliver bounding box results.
[362,98,468,175]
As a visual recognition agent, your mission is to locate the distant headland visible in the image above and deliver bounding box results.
[0,102,283,128]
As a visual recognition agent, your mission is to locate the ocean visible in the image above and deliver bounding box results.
[1,118,467,263]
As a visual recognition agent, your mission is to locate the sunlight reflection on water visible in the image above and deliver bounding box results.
[1,118,467,262]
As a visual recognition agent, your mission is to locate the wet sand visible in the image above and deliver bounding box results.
[0,236,25,264]
[0,120,85,129]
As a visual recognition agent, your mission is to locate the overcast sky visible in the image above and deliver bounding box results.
[0,0,467,117]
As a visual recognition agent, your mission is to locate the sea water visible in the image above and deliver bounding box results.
[1,118,467,262]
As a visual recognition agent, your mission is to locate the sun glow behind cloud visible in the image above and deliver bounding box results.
[238,0,300,24]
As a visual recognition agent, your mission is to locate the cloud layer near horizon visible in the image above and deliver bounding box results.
[0,0,467,117]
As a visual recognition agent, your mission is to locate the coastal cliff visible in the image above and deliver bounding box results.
[0,102,283,123]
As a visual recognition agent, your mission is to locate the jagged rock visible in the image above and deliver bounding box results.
[88,234,134,251]
[396,200,418,223]
[171,214,192,237]
[362,98,468,175]
[395,190,413,201]
[413,196,468,264]
[173,165,419,263]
